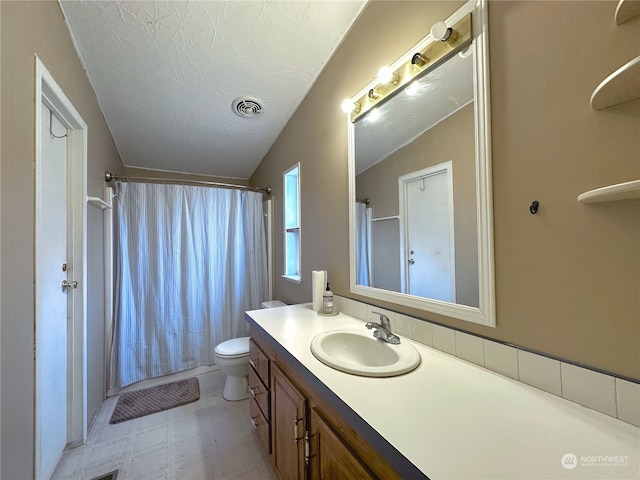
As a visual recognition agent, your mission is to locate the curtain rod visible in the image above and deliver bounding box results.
[105,171,271,195]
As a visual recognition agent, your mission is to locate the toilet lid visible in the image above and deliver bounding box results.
[215,336,250,357]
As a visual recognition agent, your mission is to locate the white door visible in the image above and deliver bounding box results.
[35,104,71,479]
[400,162,455,302]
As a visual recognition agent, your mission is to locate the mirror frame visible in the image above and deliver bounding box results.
[348,0,495,327]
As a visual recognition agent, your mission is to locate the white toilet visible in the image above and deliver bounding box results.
[215,300,286,401]
[215,336,251,401]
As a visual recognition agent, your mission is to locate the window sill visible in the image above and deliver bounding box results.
[282,274,302,284]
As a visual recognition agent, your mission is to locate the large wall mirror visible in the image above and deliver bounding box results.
[347,0,495,326]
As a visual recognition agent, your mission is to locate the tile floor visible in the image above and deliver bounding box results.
[52,371,278,480]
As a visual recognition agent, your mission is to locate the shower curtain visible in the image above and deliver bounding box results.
[111,181,268,388]
[356,202,371,286]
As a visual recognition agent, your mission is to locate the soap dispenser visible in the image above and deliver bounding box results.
[322,283,334,315]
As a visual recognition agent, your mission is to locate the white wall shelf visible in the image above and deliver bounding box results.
[87,196,112,210]
[577,179,640,204]
[582,4,640,205]
[590,54,640,110]
[615,0,640,25]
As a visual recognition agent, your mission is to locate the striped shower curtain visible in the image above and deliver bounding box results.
[110,181,268,387]
[356,201,371,286]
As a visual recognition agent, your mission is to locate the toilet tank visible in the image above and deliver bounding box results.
[261,300,286,309]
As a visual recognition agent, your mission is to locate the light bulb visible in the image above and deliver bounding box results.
[431,21,452,42]
[341,99,355,113]
[377,66,395,84]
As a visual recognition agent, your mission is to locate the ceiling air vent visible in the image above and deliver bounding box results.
[232,97,263,118]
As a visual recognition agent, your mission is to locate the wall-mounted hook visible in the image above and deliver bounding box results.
[529,201,539,214]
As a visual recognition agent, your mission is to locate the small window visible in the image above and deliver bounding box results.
[283,163,301,283]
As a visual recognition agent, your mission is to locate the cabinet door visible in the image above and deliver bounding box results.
[309,407,376,480]
[272,363,307,480]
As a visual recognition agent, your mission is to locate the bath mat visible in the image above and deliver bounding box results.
[109,377,200,424]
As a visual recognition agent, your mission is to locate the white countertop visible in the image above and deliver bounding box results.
[246,304,640,480]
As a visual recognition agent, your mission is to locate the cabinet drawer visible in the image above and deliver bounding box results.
[249,337,269,387]
[249,367,270,420]
[250,395,271,453]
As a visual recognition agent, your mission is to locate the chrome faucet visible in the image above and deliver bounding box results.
[366,313,400,344]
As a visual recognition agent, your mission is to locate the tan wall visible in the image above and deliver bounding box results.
[1,1,122,477]
[251,1,640,379]
[356,103,478,305]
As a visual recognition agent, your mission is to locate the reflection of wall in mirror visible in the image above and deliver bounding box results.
[356,103,478,307]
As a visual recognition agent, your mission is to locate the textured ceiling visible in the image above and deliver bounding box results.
[59,0,367,179]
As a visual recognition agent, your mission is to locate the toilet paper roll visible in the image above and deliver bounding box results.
[312,270,327,312]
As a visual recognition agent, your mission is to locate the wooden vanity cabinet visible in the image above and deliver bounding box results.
[308,407,376,480]
[249,327,402,480]
[249,338,271,452]
[272,363,307,480]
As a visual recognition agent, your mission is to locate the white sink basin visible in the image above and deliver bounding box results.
[310,330,421,377]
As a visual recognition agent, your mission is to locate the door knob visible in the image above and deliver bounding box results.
[62,280,78,290]
[408,258,415,265]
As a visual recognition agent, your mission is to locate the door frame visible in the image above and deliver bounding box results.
[263,198,274,300]
[398,161,455,299]
[35,56,88,457]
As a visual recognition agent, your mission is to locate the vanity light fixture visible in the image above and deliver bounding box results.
[342,12,471,122]
[377,66,399,85]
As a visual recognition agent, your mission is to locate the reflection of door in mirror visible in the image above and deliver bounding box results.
[399,163,455,303]
[355,99,479,308]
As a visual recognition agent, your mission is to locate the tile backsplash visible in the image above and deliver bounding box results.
[333,295,640,428]
[561,362,617,417]
[483,340,518,380]
[518,350,562,396]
